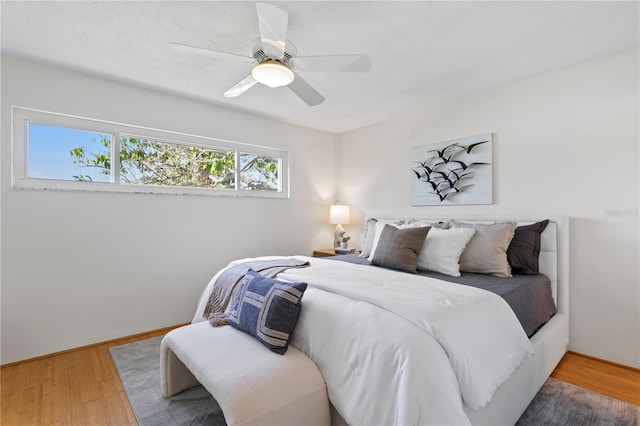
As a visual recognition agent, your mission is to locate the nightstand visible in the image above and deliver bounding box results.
[313,248,356,257]
[313,248,339,258]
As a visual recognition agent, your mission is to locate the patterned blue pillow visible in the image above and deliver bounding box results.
[227,269,307,355]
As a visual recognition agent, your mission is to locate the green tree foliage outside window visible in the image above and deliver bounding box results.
[239,153,279,191]
[70,136,279,191]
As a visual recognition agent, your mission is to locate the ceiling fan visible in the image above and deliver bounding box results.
[168,3,371,106]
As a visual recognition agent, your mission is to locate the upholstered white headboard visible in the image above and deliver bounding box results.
[370,216,569,317]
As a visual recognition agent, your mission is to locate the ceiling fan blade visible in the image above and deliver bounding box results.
[291,54,372,72]
[168,43,255,63]
[287,73,325,106]
[224,75,258,97]
[256,3,288,60]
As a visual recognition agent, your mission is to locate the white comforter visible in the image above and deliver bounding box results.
[193,256,533,425]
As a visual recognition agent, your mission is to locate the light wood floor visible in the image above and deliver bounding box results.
[2,327,639,426]
[1,326,180,426]
[550,351,640,406]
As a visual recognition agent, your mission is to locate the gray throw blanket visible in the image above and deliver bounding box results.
[204,258,310,326]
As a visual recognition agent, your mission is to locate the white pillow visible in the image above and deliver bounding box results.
[416,227,476,277]
[359,218,379,258]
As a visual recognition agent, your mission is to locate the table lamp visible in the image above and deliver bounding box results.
[329,204,350,248]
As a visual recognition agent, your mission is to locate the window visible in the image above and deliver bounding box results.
[239,153,280,191]
[28,123,112,183]
[12,107,289,198]
[117,136,236,189]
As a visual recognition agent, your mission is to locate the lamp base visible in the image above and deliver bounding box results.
[334,224,346,248]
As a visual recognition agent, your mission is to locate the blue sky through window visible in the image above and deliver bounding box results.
[28,123,111,182]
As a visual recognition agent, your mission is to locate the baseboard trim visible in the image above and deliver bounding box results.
[1,323,189,368]
[567,350,640,373]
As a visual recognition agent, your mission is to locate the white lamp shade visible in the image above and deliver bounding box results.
[251,61,295,88]
[329,204,350,225]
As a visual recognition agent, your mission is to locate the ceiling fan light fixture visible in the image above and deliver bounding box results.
[252,60,294,88]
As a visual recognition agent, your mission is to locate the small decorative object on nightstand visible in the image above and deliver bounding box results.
[335,247,356,255]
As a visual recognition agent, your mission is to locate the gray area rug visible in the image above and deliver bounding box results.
[516,377,639,426]
[110,336,226,426]
[110,336,639,426]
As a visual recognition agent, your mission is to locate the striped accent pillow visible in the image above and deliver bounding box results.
[228,269,307,355]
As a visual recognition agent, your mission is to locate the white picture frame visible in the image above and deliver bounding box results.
[409,134,493,206]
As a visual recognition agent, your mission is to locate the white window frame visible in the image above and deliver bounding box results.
[12,107,289,198]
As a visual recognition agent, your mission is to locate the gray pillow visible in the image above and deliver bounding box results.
[371,224,431,273]
[507,220,549,274]
[452,221,516,277]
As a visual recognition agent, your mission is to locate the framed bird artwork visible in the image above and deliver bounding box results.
[409,134,493,205]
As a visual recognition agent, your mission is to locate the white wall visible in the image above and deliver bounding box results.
[0,56,337,364]
[338,49,639,368]
[3,50,638,368]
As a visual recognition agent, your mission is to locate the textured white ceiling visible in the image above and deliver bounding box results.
[2,1,638,133]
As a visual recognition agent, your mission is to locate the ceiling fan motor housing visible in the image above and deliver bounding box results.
[251,38,296,66]
[252,49,294,66]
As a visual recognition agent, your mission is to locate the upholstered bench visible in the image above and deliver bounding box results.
[161,321,330,426]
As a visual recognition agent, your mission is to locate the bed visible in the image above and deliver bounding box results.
[192,216,569,425]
